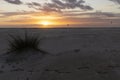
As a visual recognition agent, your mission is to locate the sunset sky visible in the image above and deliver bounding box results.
[0,0,120,28]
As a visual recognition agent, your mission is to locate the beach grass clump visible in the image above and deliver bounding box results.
[5,31,51,63]
[7,32,40,54]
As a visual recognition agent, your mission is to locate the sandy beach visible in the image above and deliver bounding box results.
[0,28,120,80]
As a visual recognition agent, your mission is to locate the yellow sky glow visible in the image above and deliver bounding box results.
[0,0,120,28]
[40,21,52,26]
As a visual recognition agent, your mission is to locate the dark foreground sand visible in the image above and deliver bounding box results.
[0,28,120,80]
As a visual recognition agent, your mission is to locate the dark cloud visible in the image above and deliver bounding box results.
[62,11,120,19]
[41,0,93,12]
[0,12,34,18]
[27,0,93,12]
[26,2,41,10]
[91,12,119,18]
[5,18,34,23]
[94,11,116,17]
[5,0,93,12]
[109,0,120,4]
[4,0,22,5]
[31,2,41,6]
[27,2,41,8]
[63,0,93,10]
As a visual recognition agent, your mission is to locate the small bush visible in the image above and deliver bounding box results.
[7,31,40,53]
[6,31,51,63]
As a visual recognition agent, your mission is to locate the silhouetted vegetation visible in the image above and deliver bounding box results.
[7,31,40,53]
[6,31,49,55]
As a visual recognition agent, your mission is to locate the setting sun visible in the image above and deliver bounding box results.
[40,21,52,26]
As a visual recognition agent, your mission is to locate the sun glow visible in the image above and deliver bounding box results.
[40,21,52,26]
